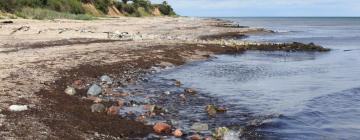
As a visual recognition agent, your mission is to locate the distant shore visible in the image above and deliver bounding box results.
[0,17,329,139]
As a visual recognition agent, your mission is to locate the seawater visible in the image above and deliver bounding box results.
[157,18,360,140]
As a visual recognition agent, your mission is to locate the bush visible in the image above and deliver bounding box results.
[15,7,94,20]
[157,1,176,16]
[93,0,111,14]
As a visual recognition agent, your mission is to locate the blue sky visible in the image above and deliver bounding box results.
[150,0,360,17]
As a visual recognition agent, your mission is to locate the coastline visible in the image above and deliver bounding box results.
[0,17,329,139]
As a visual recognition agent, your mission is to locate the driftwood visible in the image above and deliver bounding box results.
[10,26,30,35]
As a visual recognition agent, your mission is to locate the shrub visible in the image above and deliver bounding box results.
[15,7,94,20]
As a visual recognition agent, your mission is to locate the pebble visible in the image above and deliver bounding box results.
[87,84,102,96]
[100,75,113,85]
[64,86,76,96]
[9,105,28,112]
[173,128,183,137]
[213,127,230,139]
[175,80,181,87]
[190,122,209,131]
[153,122,171,134]
[107,105,120,115]
[91,103,106,113]
[191,134,202,140]
[185,88,196,94]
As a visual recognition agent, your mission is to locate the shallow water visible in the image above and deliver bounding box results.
[157,18,360,139]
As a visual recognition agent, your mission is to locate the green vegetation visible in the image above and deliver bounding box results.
[0,0,177,19]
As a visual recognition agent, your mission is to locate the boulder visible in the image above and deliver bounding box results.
[153,122,171,134]
[91,103,106,113]
[190,122,209,131]
[87,84,102,96]
[9,105,28,112]
[64,86,76,96]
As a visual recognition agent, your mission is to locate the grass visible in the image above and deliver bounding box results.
[15,7,95,20]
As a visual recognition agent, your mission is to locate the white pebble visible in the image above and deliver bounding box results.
[9,105,28,112]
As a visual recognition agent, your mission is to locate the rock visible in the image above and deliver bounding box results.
[91,104,106,113]
[213,127,230,139]
[175,80,181,87]
[190,122,209,131]
[173,128,183,137]
[204,137,214,140]
[206,104,227,116]
[185,88,196,94]
[206,105,217,116]
[87,84,102,96]
[100,75,113,85]
[191,134,202,140]
[9,105,28,112]
[64,86,76,96]
[107,105,120,115]
[153,122,171,134]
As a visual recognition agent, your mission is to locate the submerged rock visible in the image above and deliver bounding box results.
[223,130,240,140]
[191,134,202,140]
[191,122,209,131]
[100,75,113,85]
[153,122,171,134]
[185,88,197,95]
[213,127,230,139]
[64,86,76,96]
[87,84,102,96]
[206,104,227,116]
[175,80,182,87]
[91,103,106,113]
[107,105,121,115]
[9,105,28,112]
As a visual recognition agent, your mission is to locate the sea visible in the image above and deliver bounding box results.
[156,17,360,139]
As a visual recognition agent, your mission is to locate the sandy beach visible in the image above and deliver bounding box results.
[0,17,329,139]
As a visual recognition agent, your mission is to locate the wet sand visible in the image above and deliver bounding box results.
[0,17,328,139]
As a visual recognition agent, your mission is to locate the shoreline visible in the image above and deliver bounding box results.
[0,17,329,139]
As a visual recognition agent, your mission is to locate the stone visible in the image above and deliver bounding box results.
[185,88,196,94]
[190,122,209,131]
[173,128,183,137]
[164,91,171,95]
[9,105,28,112]
[204,137,214,140]
[100,75,113,85]
[206,105,217,116]
[87,84,102,96]
[175,80,181,87]
[107,105,120,115]
[213,127,230,139]
[73,80,82,86]
[179,94,186,100]
[64,86,76,96]
[191,134,202,140]
[91,104,106,113]
[153,122,171,134]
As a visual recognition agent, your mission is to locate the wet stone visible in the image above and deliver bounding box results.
[153,122,171,134]
[87,84,102,96]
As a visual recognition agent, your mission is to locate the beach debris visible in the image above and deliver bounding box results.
[153,122,171,134]
[175,80,181,87]
[190,122,209,131]
[1,21,13,24]
[173,128,183,137]
[10,26,30,34]
[185,88,197,95]
[64,86,76,96]
[100,75,113,85]
[91,103,106,113]
[8,105,28,112]
[87,84,102,96]
[107,105,121,115]
[206,104,227,116]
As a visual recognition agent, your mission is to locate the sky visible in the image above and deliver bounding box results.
[150,0,360,17]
